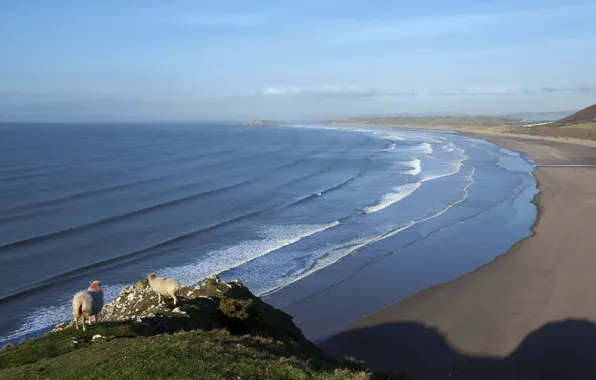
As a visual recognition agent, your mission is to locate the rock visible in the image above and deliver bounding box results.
[92,335,105,342]
[52,322,68,332]
[51,276,309,345]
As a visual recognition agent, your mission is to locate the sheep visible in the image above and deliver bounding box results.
[147,273,181,305]
[72,280,104,331]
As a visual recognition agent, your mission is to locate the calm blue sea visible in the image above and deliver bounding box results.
[0,123,537,344]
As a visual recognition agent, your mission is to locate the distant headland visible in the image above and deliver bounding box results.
[242,120,289,126]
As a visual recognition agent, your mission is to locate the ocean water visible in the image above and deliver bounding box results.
[0,123,536,344]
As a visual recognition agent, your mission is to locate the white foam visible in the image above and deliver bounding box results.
[158,221,340,287]
[363,182,421,214]
[399,159,422,175]
[263,167,477,298]
[0,222,340,343]
[420,146,468,182]
[260,221,417,297]
[404,142,433,155]
[443,142,455,153]
[0,284,124,345]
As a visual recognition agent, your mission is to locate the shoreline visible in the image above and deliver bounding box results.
[267,128,538,343]
[326,121,596,148]
[320,131,596,379]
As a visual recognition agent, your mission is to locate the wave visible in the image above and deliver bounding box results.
[399,159,422,176]
[0,156,367,298]
[286,176,359,208]
[0,160,76,177]
[0,178,163,222]
[157,221,340,287]
[420,146,468,182]
[0,143,296,201]
[265,167,478,306]
[0,167,71,183]
[0,208,266,302]
[0,183,248,250]
[402,142,433,155]
[259,221,417,299]
[363,182,421,214]
[0,147,341,249]
[419,163,463,182]
[0,284,124,345]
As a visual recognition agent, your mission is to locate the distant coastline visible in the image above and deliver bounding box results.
[242,119,289,126]
[326,115,523,127]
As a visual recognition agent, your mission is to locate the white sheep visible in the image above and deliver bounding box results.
[72,280,104,331]
[147,273,181,305]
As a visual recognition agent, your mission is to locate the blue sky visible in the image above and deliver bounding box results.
[1,0,595,121]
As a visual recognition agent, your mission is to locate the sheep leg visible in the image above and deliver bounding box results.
[82,316,86,332]
[171,292,178,305]
[74,316,79,330]
[157,293,162,304]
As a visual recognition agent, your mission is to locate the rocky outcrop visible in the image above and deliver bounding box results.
[1,276,407,379]
[52,276,304,343]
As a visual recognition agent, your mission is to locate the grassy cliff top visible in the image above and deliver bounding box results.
[552,104,596,127]
[0,277,407,380]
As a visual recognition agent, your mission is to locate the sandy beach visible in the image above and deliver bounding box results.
[321,134,596,379]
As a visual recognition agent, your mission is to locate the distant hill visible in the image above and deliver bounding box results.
[327,116,521,127]
[503,104,596,141]
[502,110,577,122]
[552,104,596,126]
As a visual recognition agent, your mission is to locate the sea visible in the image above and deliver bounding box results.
[0,122,537,344]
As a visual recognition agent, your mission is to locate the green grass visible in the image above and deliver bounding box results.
[507,124,596,141]
[0,329,404,380]
[0,277,411,379]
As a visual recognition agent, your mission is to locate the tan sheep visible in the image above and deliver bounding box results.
[147,273,181,305]
[72,281,104,331]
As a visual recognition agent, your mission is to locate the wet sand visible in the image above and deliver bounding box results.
[321,134,596,379]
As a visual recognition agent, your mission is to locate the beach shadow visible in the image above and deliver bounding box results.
[320,318,596,380]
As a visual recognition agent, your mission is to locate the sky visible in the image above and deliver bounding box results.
[1,0,596,121]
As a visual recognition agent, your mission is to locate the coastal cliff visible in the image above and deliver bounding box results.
[0,276,406,379]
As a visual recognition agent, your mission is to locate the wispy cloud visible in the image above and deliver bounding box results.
[263,87,300,95]
[434,85,532,96]
[261,83,596,99]
[538,84,596,93]
[434,84,596,96]
[261,85,415,98]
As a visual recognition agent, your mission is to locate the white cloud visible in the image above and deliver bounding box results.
[434,84,596,96]
[263,87,300,95]
[434,85,531,96]
[539,84,596,93]
[261,86,415,98]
